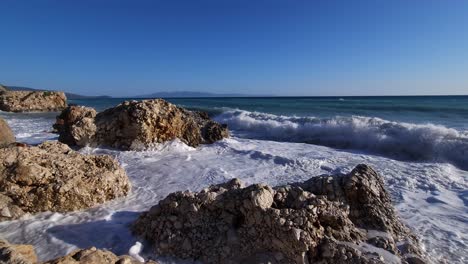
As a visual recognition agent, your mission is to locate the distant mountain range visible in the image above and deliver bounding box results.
[4,86,111,100]
[135,91,259,98]
[3,85,267,99]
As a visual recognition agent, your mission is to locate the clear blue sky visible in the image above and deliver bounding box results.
[1,0,467,96]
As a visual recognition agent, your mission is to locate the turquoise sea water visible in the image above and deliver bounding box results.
[68,96,468,169]
[1,96,467,263]
[71,96,468,129]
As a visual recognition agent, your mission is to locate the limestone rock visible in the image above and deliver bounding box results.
[0,239,37,264]
[54,99,228,150]
[53,105,97,146]
[132,164,427,264]
[43,247,159,264]
[0,118,15,148]
[0,141,131,221]
[0,90,67,112]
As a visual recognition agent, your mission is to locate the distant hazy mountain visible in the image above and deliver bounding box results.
[5,86,111,100]
[136,91,262,98]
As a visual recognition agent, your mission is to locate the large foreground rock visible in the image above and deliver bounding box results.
[132,164,427,264]
[0,141,131,221]
[0,90,67,112]
[0,118,15,148]
[54,99,229,150]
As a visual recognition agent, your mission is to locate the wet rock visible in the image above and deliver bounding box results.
[0,141,131,221]
[0,239,37,264]
[0,90,67,112]
[0,118,15,148]
[54,99,229,150]
[132,164,428,264]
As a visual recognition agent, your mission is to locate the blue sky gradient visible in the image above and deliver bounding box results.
[1,0,467,96]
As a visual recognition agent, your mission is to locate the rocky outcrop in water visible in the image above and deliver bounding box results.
[0,90,67,112]
[54,99,229,150]
[132,164,427,264]
[53,105,98,147]
[0,117,15,148]
[0,141,131,221]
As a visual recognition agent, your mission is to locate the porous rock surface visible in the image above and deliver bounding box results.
[0,239,158,264]
[54,99,229,150]
[43,247,159,264]
[0,90,67,112]
[132,164,427,264]
[0,117,15,148]
[0,239,37,264]
[0,141,131,221]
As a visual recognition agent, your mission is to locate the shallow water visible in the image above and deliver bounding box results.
[0,97,467,263]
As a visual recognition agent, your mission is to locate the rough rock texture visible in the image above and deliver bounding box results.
[0,239,37,264]
[0,85,7,93]
[43,247,159,264]
[132,164,427,264]
[54,99,229,150]
[0,240,158,264]
[0,141,131,221]
[0,90,67,112]
[53,105,97,147]
[0,118,15,148]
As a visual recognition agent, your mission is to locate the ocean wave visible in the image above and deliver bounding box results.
[215,110,468,169]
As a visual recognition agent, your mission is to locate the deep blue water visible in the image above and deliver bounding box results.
[70,96,468,130]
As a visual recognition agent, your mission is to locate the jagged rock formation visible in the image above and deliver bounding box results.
[0,117,15,148]
[0,90,67,112]
[0,141,131,221]
[132,164,427,264]
[53,105,97,147]
[0,240,158,264]
[54,99,229,150]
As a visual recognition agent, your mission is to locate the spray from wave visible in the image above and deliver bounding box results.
[215,109,468,169]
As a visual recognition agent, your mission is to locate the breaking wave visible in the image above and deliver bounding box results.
[215,110,468,169]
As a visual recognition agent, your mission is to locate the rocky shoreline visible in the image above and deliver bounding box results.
[132,164,427,264]
[53,99,229,150]
[0,87,67,113]
[1,97,429,263]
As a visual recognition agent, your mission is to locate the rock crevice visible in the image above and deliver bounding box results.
[54,99,229,150]
[132,164,427,264]
[0,141,131,221]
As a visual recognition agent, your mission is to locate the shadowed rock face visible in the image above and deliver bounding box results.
[132,164,427,264]
[0,141,131,221]
[0,117,15,148]
[0,90,67,112]
[54,99,229,150]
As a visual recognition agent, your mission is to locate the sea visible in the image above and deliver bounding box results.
[0,96,467,263]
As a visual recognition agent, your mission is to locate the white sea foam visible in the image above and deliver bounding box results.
[215,109,468,169]
[0,114,466,263]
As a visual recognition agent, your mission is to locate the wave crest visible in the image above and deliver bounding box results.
[215,110,468,169]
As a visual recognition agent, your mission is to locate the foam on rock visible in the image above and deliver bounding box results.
[54,99,229,150]
[132,164,427,264]
[0,141,131,221]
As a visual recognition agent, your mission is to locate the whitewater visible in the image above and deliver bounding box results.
[0,98,467,263]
